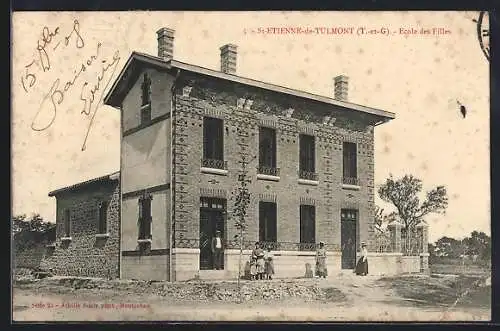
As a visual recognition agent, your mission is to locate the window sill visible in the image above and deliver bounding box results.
[298,179,319,186]
[200,167,229,176]
[342,184,361,190]
[257,174,280,182]
[45,243,56,248]
[61,237,72,242]
[95,233,110,239]
[137,239,152,244]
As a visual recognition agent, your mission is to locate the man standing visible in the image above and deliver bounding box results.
[211,230,224,270]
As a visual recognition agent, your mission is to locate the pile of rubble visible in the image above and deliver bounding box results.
[29,277,346,303]
[14,268,53,284]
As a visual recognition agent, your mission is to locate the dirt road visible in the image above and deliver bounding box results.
[13,274,490,322]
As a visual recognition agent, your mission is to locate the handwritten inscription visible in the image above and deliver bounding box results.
[24,19,121,151]
[22,20,85,93]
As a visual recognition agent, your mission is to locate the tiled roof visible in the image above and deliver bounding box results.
[48,172,119,197]
[104,52,395,122]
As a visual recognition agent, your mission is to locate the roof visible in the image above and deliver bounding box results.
[104,52,396,121]
[48,172,120,197]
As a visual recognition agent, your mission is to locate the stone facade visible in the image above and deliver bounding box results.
[42,178,120,278]
[171,73,376,250]
[100,40,396,280]
[162,72,380,280]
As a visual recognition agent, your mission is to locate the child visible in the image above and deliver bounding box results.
[249,254,257,280]
[265,246,275,280]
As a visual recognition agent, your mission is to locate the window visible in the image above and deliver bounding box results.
[258,127,278,176]
[140,73,152,124]
[141,73,152,106]
[138,195,152,240]
[64,209,71,237]
[299,134,316,180]
[202,117,225,169]
[341,209,358,221]
[259,202,277,243]
[200,197,225,210]
[98,201,109,234]
[343,142,358,185]
[300,205,316,246]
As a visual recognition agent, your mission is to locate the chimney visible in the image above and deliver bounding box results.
[156,28,175,61]
[334,75,349,102]
[220,44,237,74]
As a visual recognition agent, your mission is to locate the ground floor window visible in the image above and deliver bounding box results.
[300,205,316,249]
[138,195,152,240]
[259,201,277,243]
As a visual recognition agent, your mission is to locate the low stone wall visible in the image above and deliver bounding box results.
[367,253,402,275]
[367,253,422,275]
[401,256,421,274]
[126,250,425,281]
[211,250,343,279]
[14,247,54,269]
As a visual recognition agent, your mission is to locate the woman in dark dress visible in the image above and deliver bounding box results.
[355,242,369,276]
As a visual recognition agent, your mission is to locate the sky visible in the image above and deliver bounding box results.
[11,11,490,243]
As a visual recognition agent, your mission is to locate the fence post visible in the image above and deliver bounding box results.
[417,221,430,274]
[387,220,402,253]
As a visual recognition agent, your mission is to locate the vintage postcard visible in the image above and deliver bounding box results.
[11,11,491,322]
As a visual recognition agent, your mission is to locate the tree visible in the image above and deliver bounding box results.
[374,206,384,228]
[434,236,462,258]
[378,174,448,231]
[228,128,255,299]
[374,205,398,230]
[12,213,56,251]
[463,231,491,263]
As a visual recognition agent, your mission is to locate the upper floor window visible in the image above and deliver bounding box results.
[140,73,152,124]
[202,117,226,169]
[138,195,152,240]
[300,204,316,249]
[98,201,109,234]
[141,73,152,106]
[258,127,278,176]
[63,209,71,238]
[259,201,277,243]
[343,142,358,185]
[299,134,317,180]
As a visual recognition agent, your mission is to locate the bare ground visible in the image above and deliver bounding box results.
[12,271,491,322]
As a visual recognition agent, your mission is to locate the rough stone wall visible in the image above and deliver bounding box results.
[14,246,53,269]
[171,72,377,256]
[41,181,120,278]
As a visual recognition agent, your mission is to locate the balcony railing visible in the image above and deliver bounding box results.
[174,239,342,252]
[257,165,280,177]
[299,170,318,181]
[342,176,359,186]
[201,158,228,170]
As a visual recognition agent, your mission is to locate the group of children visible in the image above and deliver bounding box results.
[249,242,275,280]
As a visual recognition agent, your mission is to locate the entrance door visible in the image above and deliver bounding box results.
[199,198,226,270]
[341,209,357,269]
